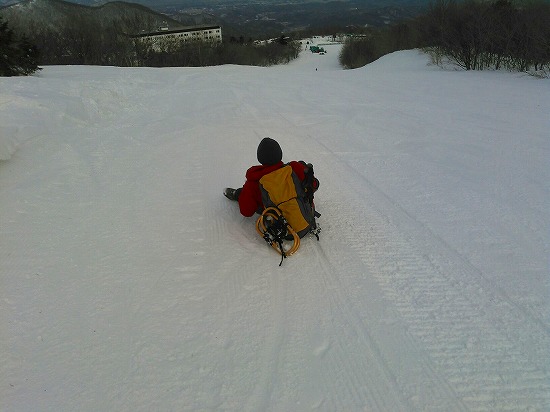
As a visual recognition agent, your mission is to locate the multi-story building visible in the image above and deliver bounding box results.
[132,25,222,51]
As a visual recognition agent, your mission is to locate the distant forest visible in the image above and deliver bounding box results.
[340,0,550,75]
[0,12,301,69]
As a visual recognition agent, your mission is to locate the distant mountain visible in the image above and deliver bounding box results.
[0,0,216,35]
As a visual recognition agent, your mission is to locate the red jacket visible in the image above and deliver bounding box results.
[238,161,308,217]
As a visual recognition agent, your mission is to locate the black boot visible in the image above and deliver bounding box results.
[223,188,241,201]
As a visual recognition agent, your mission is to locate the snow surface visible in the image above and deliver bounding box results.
[1,40,549,411]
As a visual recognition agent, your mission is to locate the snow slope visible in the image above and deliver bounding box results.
[1,41,549,411]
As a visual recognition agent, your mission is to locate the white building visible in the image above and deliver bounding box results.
[132,25,222,51]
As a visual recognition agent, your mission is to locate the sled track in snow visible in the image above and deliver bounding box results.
[317,138,550,410]
[309,240,469,410]
[311,244,408,410]
[303,199,475,410]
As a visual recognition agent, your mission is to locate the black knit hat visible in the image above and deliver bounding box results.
[257,137,282,165]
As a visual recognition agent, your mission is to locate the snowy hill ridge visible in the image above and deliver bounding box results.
[1,46,549,410]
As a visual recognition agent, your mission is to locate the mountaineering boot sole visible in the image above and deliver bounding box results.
[223,188,239,201]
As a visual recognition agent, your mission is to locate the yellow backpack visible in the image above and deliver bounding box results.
[256,164,319,263]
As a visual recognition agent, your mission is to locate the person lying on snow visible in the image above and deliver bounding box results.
[223,137,318,219]
[225,137,320,263]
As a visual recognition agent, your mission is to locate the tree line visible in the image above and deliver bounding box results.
[134,37,300,68]
[0,17,40,76]
[339,0,550,75]
[0,13,300,76]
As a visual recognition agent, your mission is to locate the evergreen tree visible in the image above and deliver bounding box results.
[0,17,40,76]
